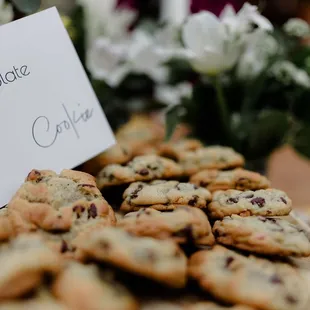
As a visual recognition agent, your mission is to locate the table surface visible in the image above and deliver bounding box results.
[268,146,310,211]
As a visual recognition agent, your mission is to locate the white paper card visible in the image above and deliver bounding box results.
[0,7,115,206]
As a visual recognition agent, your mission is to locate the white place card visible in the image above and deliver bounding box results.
[0,7,115,206]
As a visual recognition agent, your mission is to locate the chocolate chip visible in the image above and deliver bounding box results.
[147,164,158,171]
[88,204,97,219]
[60,240,68,253]
[266,217,277,223]
[226,197,239,204]
[213,229,219,238]
[286,295,297,304]
[130,184,143,199]
[193,184,199,190]
[73,205,85,219]
[138,169,149,176]
[173,225,194,242]
[100,241,110,251]
[200,181,208,187]
[79,184,96,188]
[270,275,283,284]
[250,197,265,207]
[188,195,199,206]
[280,197,287,204]
[244,194,254,199]
[27,170,43,182]
[225,256,234,268]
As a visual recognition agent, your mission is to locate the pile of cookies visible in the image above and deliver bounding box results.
[0,116,310,310]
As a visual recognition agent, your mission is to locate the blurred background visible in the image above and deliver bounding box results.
[7,0,310,210]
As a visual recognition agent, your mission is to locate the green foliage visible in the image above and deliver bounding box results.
[11,0,41,14]
[241,110,290,159]
[165,104,184,141]
[292,123,310,158]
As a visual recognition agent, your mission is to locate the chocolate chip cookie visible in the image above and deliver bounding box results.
[116,115,164,148]
[118,206,215,245]
[0,234,63,299]
[53,262,138,310]
[8,169,116,233]
[189,245,308,310]
[96,155,183,189]
[213,215,310,257]
[179,147,245,175]
[76,226,187,288]
[190,168,270,192]
[82,143,133,175]
[120,180,212,212]
[208,189,292,219]
[158,139,204,161]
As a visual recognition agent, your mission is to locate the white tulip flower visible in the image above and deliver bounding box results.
[237,30,278,80]
[220,3,273,37]
[0,0,13,25]
[271,61,310,88]
[155,82,193,107]
[283,18,310,38]
[182,11,240,75]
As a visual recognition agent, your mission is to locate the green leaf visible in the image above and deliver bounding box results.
[292,123,310,158]
[11,0,41,14]
[165,105,183,141]
[241,55,279,114]
[243,110,289,159]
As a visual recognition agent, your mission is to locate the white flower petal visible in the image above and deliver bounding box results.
[219,4,236,20]
[87,38,127,85]
[238,3,273,31]
[155,82,192,106]
[147,66,169,83]
[250,14,273,31]
[182,11,223,55]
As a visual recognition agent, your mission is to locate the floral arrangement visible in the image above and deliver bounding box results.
[74,1,310,164]
[2,0,310,165]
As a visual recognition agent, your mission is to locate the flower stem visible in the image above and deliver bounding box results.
[212,75,233,146]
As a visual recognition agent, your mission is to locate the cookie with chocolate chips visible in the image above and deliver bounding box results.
[75,226,187,288]
[120,180,212,212]
[53,262,138,310]
[189,245,309,310]
[0,234,63,299]
[82,143,133,176]
[208,189,292,219]
[118,206,215,245]
[213,215,310,257]
[96,155,183,189]
[179,146,244,176]
[158,139,204,161]
[7,169,116,233]
[190,168,270,192]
